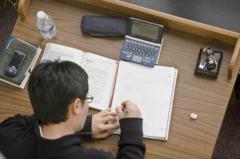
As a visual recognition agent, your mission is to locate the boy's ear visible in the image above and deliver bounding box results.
[71,98,83,115]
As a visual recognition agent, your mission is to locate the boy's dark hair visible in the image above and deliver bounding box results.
[28,61,88,124]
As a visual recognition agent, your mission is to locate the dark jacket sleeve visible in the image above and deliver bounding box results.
[0,114,35,140]
[116,118,146,159]
[0,114,36,159]
[78,115,92,139]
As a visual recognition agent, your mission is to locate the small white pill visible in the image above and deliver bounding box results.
[190,113,198,120]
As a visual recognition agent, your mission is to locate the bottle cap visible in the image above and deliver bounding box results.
[190,112,198,120]
[37,11,47,20]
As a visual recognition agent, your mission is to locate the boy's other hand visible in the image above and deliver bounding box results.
[116,100,141,119]
[92,109,119,139]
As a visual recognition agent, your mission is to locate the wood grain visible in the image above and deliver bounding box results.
[228,37,240,79]
[0,0,238,159]
[18,0,32,19]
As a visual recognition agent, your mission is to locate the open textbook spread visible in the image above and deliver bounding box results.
[41,43,178,140]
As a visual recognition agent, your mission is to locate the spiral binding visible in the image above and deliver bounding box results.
[164,68,178,140]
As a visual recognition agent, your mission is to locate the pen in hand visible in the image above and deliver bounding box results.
[121,103,128,114]
[116,100,142,119]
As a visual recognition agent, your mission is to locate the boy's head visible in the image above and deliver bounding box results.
[28,61,89,128]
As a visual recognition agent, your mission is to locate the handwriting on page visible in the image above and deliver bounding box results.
[111,61,176,139]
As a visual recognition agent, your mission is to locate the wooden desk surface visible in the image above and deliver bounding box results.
[0,0,237,158]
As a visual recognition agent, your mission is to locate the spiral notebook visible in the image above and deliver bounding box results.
[41,43,178,140]
[111,62,178,140]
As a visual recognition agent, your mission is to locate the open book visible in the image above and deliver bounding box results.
[41,43,178,140]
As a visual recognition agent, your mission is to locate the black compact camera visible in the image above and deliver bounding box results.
[194,47,223,78]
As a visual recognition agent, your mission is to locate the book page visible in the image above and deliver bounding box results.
[81,53,118,110]
[111,61,177,140]
[41,43,84,65]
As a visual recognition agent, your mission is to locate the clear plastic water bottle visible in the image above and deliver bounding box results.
[36,11,57,40]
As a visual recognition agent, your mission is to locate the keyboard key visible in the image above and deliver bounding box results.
[121,38,160,67]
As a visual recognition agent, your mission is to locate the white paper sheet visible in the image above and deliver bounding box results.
[111,61,178,140]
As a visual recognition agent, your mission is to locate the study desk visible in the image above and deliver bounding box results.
[0,0,239,159]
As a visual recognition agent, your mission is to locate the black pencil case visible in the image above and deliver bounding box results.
[81,16,128,37]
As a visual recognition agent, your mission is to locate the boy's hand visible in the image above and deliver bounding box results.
[92,109,119,139]
[116,100,141,119]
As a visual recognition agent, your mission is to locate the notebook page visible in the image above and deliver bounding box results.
[111,61,177,140]
[41,43,84,65]
[82,53,118,110]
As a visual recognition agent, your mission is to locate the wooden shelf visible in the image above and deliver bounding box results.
[60,0,240,80]
[229,37,240,79]
[20,0,240,80]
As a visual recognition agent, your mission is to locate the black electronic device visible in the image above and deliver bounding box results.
[194,47,223,78]
[120,17,164,67]
[127,17,164,43]
[5,51,26,78]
